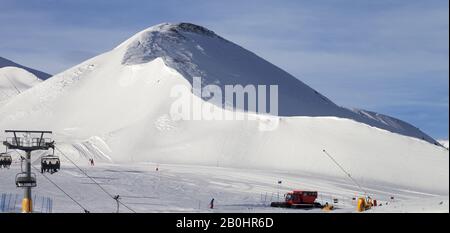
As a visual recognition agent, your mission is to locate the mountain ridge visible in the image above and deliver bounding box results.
[0,66,42,105]
[0,56,52,80]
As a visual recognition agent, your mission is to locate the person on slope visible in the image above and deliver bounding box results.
[209,198,215,209]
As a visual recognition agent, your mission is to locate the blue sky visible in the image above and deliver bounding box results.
[0,0,448,139]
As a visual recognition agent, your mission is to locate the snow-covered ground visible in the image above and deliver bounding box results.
[0,56,51,80]
[438,140,449,149]
[0,66,41,105]
[367,196,448,213]
[0,155,447,213]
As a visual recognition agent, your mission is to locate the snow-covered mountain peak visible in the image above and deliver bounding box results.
[116,22,220,51]
[119,22,225,68]
[106,22,440,144]
[157,22,218,37]
[136,22,218,35]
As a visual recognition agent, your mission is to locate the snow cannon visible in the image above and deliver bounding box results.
[357,197,374,212]
[357,198,366,212]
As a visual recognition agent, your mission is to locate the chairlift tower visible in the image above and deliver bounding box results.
[3,130,54,213]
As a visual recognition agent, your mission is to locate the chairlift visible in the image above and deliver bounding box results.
[0,153,12,169]
[15,172,37,187]
[41,155,60,174]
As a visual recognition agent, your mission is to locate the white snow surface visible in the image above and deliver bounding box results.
[0,158,447,213]
[438,140,449,149]
[0,23,448,212]
[0,56,51,80]
[367,196,448,213]
[0,66,41,106]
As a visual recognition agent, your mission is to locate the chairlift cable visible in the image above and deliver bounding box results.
[10,150,38,172]
[31,164,89,213]
[322,149,368,196]
[54,145,137,213]
[11,149,87,212]
[5,75,21,94]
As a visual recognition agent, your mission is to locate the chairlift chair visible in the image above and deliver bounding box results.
[0,153,12,168]
[15,172,37,187]
[41,155,60,174]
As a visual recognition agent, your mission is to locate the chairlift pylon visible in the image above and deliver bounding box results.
[3,130,54,213]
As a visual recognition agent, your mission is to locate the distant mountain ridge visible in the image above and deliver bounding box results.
[0,67,41,97]
[0,56,51,80]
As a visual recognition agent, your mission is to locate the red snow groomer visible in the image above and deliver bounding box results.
[271,190,323,208]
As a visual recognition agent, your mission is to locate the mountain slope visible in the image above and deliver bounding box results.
[438,140,449,149]
[0,56,52,80]
[0,24,436,144]
[0,23,447,195]
[117,23,437,144]
[0,66,42,105]
[349,108,436,143]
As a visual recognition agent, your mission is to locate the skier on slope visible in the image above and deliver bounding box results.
[89,158,95,166]
[209,198,215,209]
